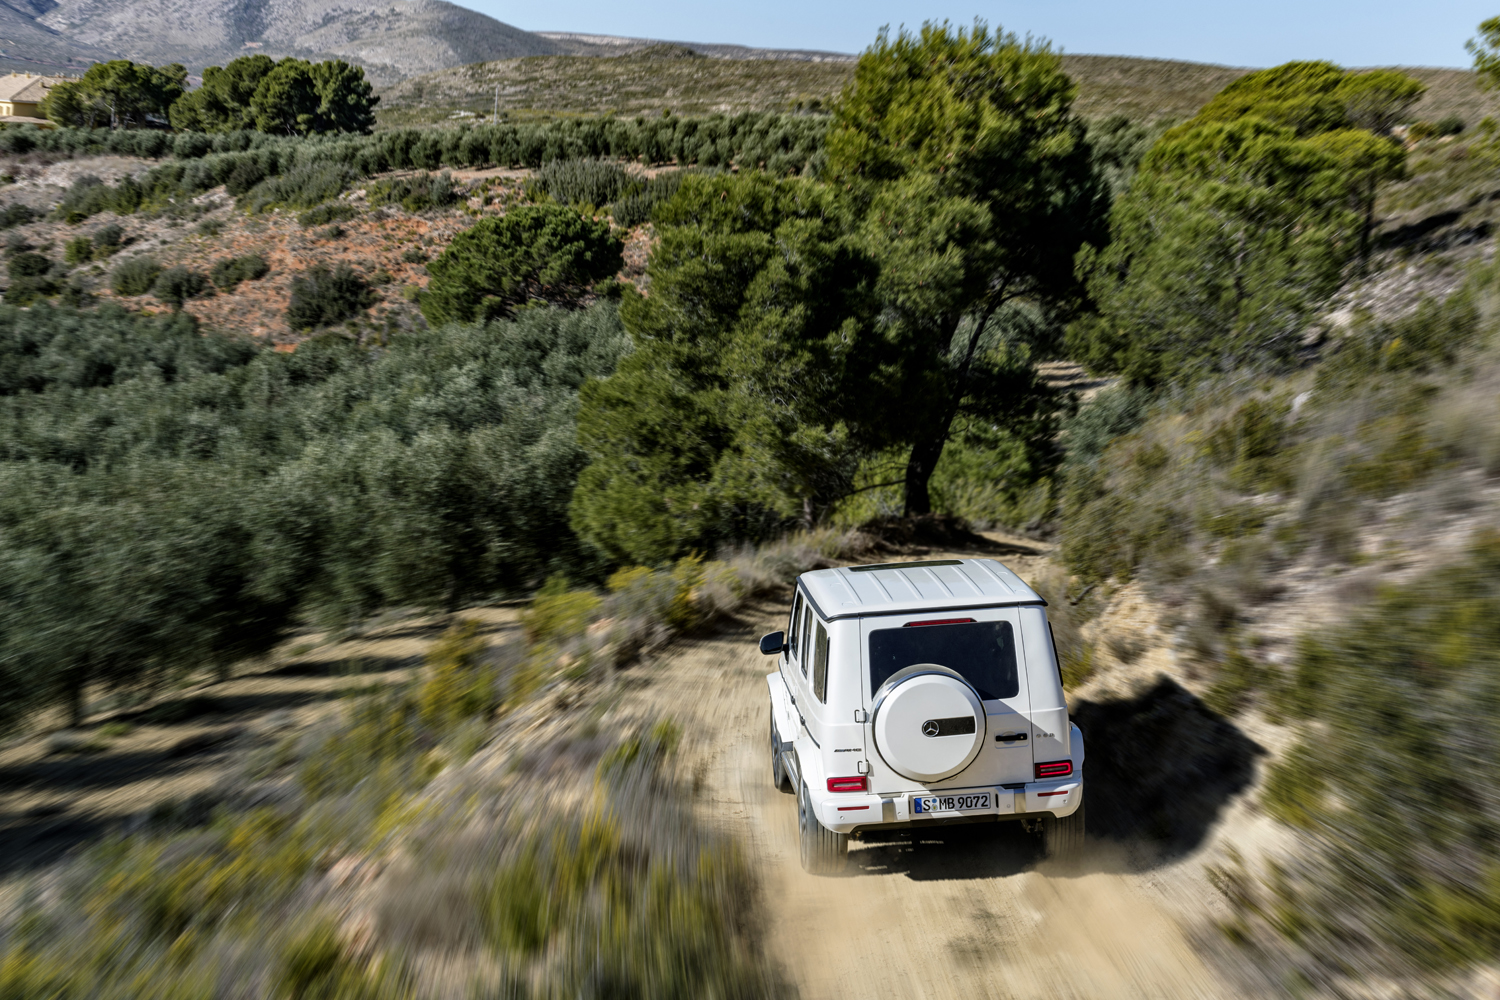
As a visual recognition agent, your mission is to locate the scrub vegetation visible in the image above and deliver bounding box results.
[5,15,1500,997]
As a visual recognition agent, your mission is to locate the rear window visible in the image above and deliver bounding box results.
[868,621,1019,701]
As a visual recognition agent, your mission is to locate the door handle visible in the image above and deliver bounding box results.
[995,732,1028,743]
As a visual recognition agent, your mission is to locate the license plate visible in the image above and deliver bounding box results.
[911,792,992,815]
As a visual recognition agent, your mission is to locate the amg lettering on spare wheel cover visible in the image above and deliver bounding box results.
[921,717,976,737]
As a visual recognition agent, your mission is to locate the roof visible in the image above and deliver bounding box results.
[798,558,1044,621]
[0,75,58,104]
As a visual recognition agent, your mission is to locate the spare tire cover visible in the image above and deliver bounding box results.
[871,664,986,782]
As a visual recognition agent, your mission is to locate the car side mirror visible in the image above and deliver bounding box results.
[759,630,786,655]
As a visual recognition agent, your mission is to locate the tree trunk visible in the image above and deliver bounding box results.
[67,679,85,729]
[902,417,956,515]
[900,301,1004,517]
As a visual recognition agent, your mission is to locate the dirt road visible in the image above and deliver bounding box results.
[614,559,1252,999]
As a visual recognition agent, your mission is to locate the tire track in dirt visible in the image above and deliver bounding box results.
[616,579,1247,1000]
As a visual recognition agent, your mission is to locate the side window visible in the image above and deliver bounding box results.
[788,593,803,656]
[812,621,829,702]
[800,607,812,676]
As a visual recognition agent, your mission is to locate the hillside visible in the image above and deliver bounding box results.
[379,51,1500,126]
[0,0,118,76]
[35,0,563,86]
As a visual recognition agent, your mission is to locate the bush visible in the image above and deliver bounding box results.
[151,267,210,310]
[400,246,426,264]
[285,263,375,329]
[1435,113,1466,136]
[297,201,358,227]
[0,202,34,229]
[366,171,460,213]
[63,236,93,264]
[111,255,161,296]
[94,223,124,255]
[539,158,631,207]
[421,204,623,325]
[5,251,58,305]
[209,253,269,290]
[238,163,360,213]
[609,170,698,228]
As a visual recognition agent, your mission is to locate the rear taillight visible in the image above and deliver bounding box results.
[827,776,868,793]
[1035,760,1073,779]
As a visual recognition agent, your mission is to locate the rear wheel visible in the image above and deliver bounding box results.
[798,778,848,874]
[770,709,790,792]
[1041,797,1086,861]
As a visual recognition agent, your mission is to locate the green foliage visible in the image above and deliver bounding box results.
[608,170,695,227]
[63,236,93,265]
[43,59,187,129]
[151,267,210,310]
[297,202,358,227]
[1469,17,1500,92]
[286,264,375,329]
[94,223,124,255]
[522,576,602,646]
[827,21,1096,513]
[421,204,621,325]
[365,172,459,213]
[400,247,426,264]
[167,54,274,133]
[209,253,270,290]
[538,158,631,207]
[571,173,883,561]
[171,56,378,136]
[238,163,362,213]
[0,202,34,229]
[1069,60,1419,386]
[111,255,161,296]
[1235,532,1500,969]
[417,619,497,729]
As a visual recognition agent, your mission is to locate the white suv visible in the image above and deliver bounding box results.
[761,558,1085,873]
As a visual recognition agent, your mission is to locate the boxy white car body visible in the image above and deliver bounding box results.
[765,559,1083,858]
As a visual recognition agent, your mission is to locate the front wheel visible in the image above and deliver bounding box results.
[770,709,791,792]
[1041,797,1086,861]
[798,779,848,875]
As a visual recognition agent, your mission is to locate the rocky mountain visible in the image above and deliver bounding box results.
[0,0,116,75]
[23,0,564,85]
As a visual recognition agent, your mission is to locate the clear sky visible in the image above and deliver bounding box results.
[463,0,1496,69]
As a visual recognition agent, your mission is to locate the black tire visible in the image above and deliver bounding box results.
[770,709,791,792]
[1041,797,1086,861]
[797,778,848,874]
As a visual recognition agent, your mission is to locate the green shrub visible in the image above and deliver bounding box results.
[1435,114,1466,136]
[539,158,631,208]
[400,247,426,264]
[421,204,622,324]
[297,202,358,227]
[521,575,602,646]
[6,251,58,304]
[239,163,360,213]
[366,172,460,213]
[0,201,34,229]
[63,236,93,265]
[94,223,124,255]
[111,255,161,296]
[151,267,210,310]
[285,264,375,329]
[417,619,497,730]
[209,253,269,290]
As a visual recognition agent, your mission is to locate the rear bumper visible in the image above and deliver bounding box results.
[816,778,1082,834]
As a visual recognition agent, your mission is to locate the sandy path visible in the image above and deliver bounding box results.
[612,559,1246,1000]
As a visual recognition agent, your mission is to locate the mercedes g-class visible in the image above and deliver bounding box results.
[760,558,1084,873]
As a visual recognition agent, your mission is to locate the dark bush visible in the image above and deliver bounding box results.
[239,164,360,213]
[0,202,35,229]
[112,255,162,296]
[286,264,376,329]
[5,251,58,304]
[209,253,270,290]
[9,251,51,279]
[94,223,125,255]
[367,171,460,213]
[64,236,94,265]
[152,267,211,310]
[298,202,359,227]
[1435,114,1466,136]
[224,159,266,196]
[401,247,426,264]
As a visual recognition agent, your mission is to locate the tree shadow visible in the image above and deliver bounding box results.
[1070,676,1263,858]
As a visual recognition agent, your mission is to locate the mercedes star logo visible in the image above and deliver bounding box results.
[921,720,940,737]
